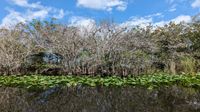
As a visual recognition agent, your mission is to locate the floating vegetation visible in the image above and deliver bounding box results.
[0,73,200,90]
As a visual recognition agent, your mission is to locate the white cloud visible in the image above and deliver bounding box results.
[68,16,97,35]
[168,4,177,12]
[0,8,49,28]
[166,0,175,4]
[10,0,43,8]
[166,0,187,4]
[172,15,192,23]
[119,14,192,29]
[120,17,153,28]
[146,13,163,18]
[53,9,65,19]
[192,0,200,8]
[0,9,26,27]
[120,13,163,28]
[169,8,176,12]
[154,15,192,27]
[76,0,127,11]
[69,16,96,29]
[10,0,28,6]
[154,21,168,27]
[27,9,49,20]
[0,0,66,28]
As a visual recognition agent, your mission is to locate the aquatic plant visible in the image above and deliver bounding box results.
[0,73,200,90]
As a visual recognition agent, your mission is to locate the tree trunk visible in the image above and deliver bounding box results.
[170,60,176,74]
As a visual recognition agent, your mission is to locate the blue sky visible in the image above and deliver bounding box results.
[0,0,200,27]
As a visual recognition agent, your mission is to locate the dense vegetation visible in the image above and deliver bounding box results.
[0,73,200,90]
[0,16,200,76]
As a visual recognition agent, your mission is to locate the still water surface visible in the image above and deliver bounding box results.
[0,86,200,112]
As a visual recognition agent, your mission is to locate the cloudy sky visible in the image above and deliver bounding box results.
[0,0,200,27]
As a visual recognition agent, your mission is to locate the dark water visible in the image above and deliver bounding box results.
[0,86,200,112]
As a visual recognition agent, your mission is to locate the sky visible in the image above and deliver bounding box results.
[0,0,200,28]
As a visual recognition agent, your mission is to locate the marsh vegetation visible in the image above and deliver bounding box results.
[0,17,200,76]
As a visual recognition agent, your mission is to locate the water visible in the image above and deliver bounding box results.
[0,86,200,112]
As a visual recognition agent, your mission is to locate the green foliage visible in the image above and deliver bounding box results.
[1,73,200,90]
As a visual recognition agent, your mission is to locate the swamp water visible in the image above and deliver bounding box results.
[0,86,200,112]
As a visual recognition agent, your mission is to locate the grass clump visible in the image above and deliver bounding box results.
[180,56,196,75]
[0,73,200,90]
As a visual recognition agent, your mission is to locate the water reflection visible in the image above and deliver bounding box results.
[0,86,200,112]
